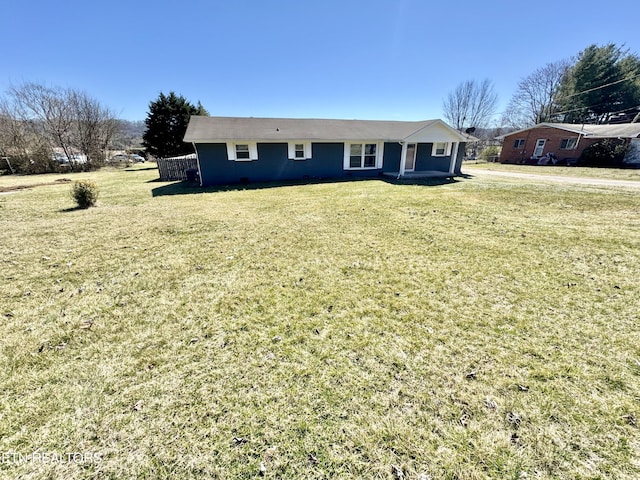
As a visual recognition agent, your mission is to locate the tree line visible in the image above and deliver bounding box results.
[443,43,640,136]
[0,83,120,173]
[0,84,208,175]
[3,44,638,174]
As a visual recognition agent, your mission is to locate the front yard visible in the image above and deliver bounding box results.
[1,166,639,479]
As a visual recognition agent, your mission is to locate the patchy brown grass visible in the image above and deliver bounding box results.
[0,177,72,192]
[1,166,639,479]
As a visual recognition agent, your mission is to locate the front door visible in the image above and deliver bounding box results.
[404,143,416,171]
[533,139,546,157]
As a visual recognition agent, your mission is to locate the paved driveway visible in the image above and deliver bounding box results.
[466,168,640,189]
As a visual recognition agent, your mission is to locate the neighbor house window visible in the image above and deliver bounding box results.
[433,142,450,156]
[513,139,525,148]
[226,142,258,161]
[287,142,311,160]
[560,138,578,149]
[343,142,383,169]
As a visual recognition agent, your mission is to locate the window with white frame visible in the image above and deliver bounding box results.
[287,142,311,160]
[226,142,258,161]
[346,142,381,169]
[513,139,525,148]
[236,144,250,159]
[433,142,450,156]
[560,138,578,149]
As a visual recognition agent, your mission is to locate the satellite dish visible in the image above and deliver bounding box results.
[465,127,476,134]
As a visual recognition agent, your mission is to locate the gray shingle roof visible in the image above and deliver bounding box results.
[554,123,640,138]
[498,122,640,139]
[184,116,468,143]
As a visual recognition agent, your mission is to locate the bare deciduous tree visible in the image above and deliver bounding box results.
[0,97,53,173]
[69,90,120,165]
[2,82,120,172]
[442,79,498,131]
[502,59,571,128]
[9,83,75,162]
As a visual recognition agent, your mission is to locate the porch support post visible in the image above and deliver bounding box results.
[449,142,459,174]
[398,141,407,179]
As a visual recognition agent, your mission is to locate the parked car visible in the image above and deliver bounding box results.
[110,153,145,163]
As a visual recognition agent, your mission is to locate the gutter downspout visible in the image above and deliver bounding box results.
[574,124,586,158]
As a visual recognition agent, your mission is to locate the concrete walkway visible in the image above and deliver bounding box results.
[466,168,640,189]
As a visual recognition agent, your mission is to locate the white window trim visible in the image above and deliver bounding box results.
[226,142,258,161]
[343,141,384,170]
[432,142,451,157]
[287,142,312,160]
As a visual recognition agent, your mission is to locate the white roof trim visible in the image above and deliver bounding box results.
[403,119,469,143]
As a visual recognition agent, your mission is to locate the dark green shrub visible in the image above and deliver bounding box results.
[71,180,99,209]
[579,139,629,167]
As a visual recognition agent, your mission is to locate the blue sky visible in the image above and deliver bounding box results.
[2,0,639,123]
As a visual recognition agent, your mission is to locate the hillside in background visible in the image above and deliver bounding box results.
[113,120,145,150]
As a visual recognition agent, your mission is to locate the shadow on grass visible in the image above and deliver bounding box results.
[151,175,465,197]
[60,205,88,213]
[125,166,158,172]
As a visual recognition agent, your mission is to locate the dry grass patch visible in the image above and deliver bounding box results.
[463,161,640,181]
[1,167,639,479]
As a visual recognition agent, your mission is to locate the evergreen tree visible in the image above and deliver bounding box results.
[557,44,640,124]
[195,101,209,116]
[142,92,208,158]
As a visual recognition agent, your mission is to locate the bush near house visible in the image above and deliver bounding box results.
[579,138,630,167]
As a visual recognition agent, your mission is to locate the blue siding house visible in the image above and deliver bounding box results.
[183,116,469,186]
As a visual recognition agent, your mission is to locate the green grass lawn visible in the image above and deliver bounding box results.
[1,166,639,479]
[463,160,640,181]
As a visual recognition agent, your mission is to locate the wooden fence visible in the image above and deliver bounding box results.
[156,154,198,181]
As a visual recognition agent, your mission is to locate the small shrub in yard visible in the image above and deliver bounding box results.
[71,180,99,208]
[480,145,501,161]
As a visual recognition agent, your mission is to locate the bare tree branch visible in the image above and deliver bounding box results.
[502,59,571,128]
[442,79,498,131]
[2,82,121,172]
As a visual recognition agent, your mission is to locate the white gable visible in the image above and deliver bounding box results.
[403,120,468,143]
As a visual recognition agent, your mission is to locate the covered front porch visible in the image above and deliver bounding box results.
[391,121,470,179]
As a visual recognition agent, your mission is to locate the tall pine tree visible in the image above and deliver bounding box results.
[142,92,208,158]
[557,44,640,124]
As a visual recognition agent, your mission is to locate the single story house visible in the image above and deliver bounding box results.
[497,122,640,165]
[183,116,470,186]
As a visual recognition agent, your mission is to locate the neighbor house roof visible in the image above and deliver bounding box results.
[184,116,472,143]
[497,122,640,140]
